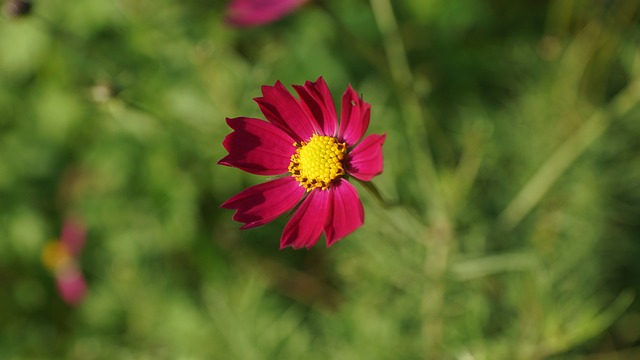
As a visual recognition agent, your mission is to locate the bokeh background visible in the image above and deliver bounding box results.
[2,0,640,358]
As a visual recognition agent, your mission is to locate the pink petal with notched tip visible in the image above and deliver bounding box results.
[254,81,319,142]
[221,177,305,229]
[324,179,364,247]
[338,85,371,145]
[60,219,85,256]
[280,189,330,249]
[56,268,87,306]
[293,77,337,136]
[218,117,295,176]
[346,134,386,181]
[225,0,306,28]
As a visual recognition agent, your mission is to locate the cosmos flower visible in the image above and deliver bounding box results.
[42,218,87,305]
[225,0,307,28]
[219,77,385,249]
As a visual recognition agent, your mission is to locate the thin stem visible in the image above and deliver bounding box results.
[354,178,399,208]
[369,0,453,357]
[368,0,413,90]
[369,0,442,214]
[313,1,390,82]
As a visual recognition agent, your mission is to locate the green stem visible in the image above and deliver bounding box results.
[312,1,390,80]
[369,0,453,357]
[369,0,442,214]
[354,179,399,208]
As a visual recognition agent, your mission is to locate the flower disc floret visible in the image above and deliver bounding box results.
[288,134,346,191]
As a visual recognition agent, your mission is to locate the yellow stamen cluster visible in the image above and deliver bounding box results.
[289,134,347,191]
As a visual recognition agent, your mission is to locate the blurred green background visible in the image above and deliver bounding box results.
[2,0,640,358]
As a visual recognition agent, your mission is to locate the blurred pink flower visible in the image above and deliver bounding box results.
[56,266,87,306]
[225,0,307,27]
[42,218,87,305]
[60,218,86,256]
[219,77,385,249]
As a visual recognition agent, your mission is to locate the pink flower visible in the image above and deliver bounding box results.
[56,266,87,306]
[225,0,307,28]
[219,77,385,249]
[42,218,87,305]
[60,218,86,256]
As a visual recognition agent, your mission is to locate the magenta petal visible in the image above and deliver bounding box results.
[338,85,371,145]
[225,0,306,28]
[60,219,86,256]
[219,117,295,176]
[222,177,305,229]
[255,81,319,142]
[56,268,87,306]
[281,189,330,249]
[293,76,337,136]
[324,179,364,246]
[346,134,386,181]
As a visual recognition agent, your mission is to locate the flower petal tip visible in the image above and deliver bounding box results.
[345,133,386,181]
[225,0,307,28]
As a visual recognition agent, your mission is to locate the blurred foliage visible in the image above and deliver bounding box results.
[1,0,640,358]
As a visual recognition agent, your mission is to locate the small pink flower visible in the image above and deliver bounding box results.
[225,0,307,28]
[42,218,87,305]
[219,77,385,249]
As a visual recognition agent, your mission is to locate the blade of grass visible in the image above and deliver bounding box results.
[499,78,640,230]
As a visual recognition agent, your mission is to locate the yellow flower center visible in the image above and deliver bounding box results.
[288,134,347,191]
[42,240,73,273]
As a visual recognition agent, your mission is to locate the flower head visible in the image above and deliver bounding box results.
[42,218,87,305]
[225,0,307,28]
[219,77,385,249]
